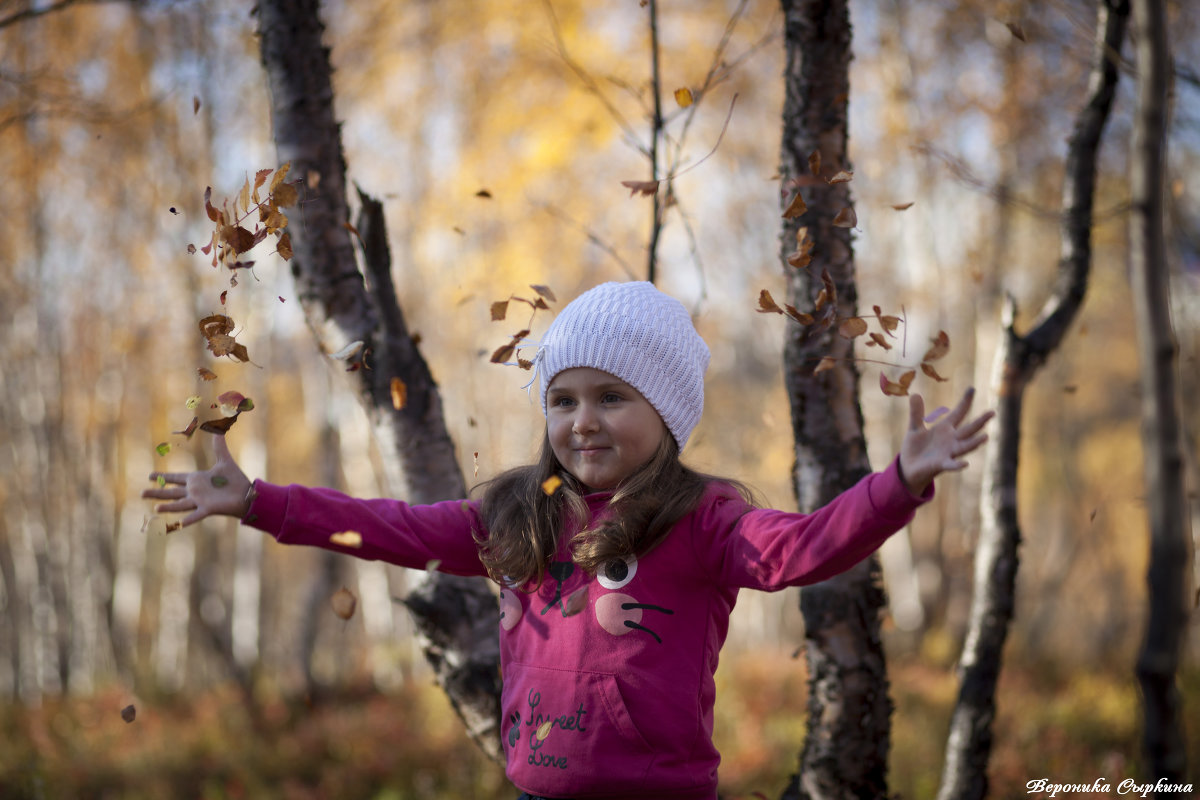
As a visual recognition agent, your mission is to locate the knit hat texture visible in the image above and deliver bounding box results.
[536,281,710,450]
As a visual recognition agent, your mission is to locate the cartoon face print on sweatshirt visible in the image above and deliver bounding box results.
[500,555,675,644]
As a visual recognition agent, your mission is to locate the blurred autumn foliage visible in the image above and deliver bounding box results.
[2,0,1199,795]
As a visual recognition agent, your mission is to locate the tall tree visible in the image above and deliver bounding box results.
[255,0,503,761]
[1129,0,1189,788]
[776,1,890,797]
[937,2,1129,798]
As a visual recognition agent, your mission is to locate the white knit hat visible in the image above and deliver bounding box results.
[535,281,710,450]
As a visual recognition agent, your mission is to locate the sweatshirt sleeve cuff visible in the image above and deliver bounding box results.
[241,479,288,534]
[874,456,933,518]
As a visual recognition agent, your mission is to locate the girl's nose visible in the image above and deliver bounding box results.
[572,404,600,434]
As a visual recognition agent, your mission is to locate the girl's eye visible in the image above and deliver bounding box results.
[596,555,638,590]
[601,393,622,404]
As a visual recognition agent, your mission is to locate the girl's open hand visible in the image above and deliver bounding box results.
[899,388,994,496]
[142,434,253,527]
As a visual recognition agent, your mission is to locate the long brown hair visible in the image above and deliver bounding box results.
[474,430,754,588]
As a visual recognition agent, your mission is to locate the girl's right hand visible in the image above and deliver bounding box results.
[142,434,254,527]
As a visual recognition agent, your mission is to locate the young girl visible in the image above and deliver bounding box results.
[144,281,992,800]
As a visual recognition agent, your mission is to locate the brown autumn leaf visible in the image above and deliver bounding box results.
[193,95,201,115]
[254,168,272,192]
[269,161,291,192]
[782,192,807,219]
[784,304,814,325]
[174,416,200,439]
[922,330,951,362]
[199,414,240,435]
[756,289,784,314]
[921,362,949,382]
[272,182,299,208]
[204,186,219,222]
[563,585,589,617]
[390,377,407,410]
[673,87,694,108]
[197,367,218,381]
[276,231,293,261]
[808,150,821,176]
[827,170,854,184]
[1006,21,1027,42]
[490,329,530,364]
[867,332,893,350]
[121,704,136,723]
[621,180,660,197]
[814,356,837,374]
[330,587,357,620]
[832,207,858,228]
[873,305,901,335]
[475,189,493,198]
[891,201,915,211]
[838,317,868,338]
[530,284,557,303]
[880,370,917,397]
[787,251,813,269]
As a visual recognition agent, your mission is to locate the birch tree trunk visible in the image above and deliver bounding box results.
[256,0,503,762]
[1129,0,1190,787]
[776,2,889,797]
[936,3,1129,798]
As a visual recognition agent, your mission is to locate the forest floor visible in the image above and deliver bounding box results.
[1,648,1196,800]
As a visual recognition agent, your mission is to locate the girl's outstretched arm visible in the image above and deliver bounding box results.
[142,434,254,527]
[898,387,994,496]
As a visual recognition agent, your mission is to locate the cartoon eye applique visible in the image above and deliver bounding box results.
[596,555,638,590]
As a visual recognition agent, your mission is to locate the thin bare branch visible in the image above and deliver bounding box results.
[535,201,637,280]
[0,0,116,30]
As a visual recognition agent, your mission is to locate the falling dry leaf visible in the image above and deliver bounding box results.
[200,415,240,435]
[276,231,293,261]
[390,377,407,410]
[537,719,554,741]
[330,587,357,620]
[475,189,493,198]
[838,317,868,338]
[808,151,821,176]
[782,192,807,219]
[490,300,510,321]
[620,180,660,197]
[174,417,199,439]
[673,87,694,107]
[880,370,917,397]
[920,363,949,382]
[425,559,442,573]
[563,585,589,617]
[1006,21,1027,42]
[814,356,837,374]
[784,305,814,325]
[922,331,951,362]
[756,289,784,314]
[541,476,563,496]
[197,367,218,381]
[832,207,857,228]
[329,531,363,548]
[891,201,915,211]
[121,704,136,723]
[828,170,854,184]
[530,284,557,303]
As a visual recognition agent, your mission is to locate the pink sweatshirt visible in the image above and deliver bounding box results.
[243,457,928,800]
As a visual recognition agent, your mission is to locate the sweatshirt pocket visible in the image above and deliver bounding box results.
[503,661,657,797]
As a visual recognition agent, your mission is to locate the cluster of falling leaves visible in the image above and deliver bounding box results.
[487,284,558,368]
[148,164,301,540]
[765,150,942,397]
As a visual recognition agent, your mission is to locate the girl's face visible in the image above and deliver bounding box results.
[546,367,668,491]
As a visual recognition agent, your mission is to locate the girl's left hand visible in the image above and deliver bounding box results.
[899,388,994,496]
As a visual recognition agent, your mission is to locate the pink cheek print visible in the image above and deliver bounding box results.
[594,592,674,643]
[499,588,523,631]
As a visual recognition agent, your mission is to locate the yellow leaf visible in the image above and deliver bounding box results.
[269,161,291,192]
[537,719,554,741]
[673,87,694,108]
[390,377,407,410]
[330,531,363,548]
[541,476,563,496]
[273,182,299,208]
